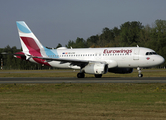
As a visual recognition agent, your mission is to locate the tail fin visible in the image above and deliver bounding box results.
[16,21,44,57]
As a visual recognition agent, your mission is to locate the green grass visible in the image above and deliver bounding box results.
[0,83,166,120]
[0,69,166,77]
[0,69,166,119]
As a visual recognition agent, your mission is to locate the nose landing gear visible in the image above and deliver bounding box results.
[137,67,143,77]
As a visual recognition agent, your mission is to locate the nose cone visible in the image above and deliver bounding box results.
[157,56,165,65]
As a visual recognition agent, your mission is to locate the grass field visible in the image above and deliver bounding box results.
[0,69,166,120]
[0,69,166,77]
[0,83,166,120]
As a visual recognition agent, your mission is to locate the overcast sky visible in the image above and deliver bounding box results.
[0,0,166,48]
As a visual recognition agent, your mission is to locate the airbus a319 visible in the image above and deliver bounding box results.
[9,21,165,78]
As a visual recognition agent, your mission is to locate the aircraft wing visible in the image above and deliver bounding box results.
[33,56,105,67]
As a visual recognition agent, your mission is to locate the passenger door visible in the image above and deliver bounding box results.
[133,49,139,60]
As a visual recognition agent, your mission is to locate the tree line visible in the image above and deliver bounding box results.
[0,19,165,69]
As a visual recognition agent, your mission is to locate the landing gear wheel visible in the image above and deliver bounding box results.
[77,73,85,78]
[137,67,143,78]
[138,74,143,78]
[94,74,102,78]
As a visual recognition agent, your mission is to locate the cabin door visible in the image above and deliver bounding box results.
[133,49,139,60]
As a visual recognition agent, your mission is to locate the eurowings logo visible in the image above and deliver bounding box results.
[103,49,132,54]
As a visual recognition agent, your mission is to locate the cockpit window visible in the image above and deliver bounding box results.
[146,52,157,55]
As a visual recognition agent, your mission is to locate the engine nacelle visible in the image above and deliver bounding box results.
[82,63,108,74]
[108,68,133,74]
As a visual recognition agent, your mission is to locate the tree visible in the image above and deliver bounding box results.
[150,20,166,62]
[66,37,87,48]
[112,27,120,37]
[139,24,152,47]
[56,43,62,48]
[86,35,99,47]
[99,27,115,47]
[119,21,143,46]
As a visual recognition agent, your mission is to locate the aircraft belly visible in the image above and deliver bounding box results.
[48,61,70,68]
[117,57,134,67]
[117,61,133,67]
[117,59,142,68]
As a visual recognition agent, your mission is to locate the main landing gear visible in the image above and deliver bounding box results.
[77,73,85,78]
[137,67,143,78]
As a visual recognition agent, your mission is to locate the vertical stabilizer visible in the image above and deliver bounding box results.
[16,21,44,57]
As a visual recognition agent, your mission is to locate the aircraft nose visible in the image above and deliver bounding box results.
[157,56,165,65]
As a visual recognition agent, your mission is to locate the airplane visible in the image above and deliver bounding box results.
[10,21,166,78]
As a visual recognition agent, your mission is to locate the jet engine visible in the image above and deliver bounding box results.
[108,68,133,74]
[82,63,108,74]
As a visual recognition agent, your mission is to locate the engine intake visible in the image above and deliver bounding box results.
[82,63,108,74]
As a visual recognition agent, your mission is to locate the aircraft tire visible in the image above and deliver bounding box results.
[138,74,143,78]
[77,73,85,78]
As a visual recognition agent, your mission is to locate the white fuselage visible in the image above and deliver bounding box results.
[35,47,164,69]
